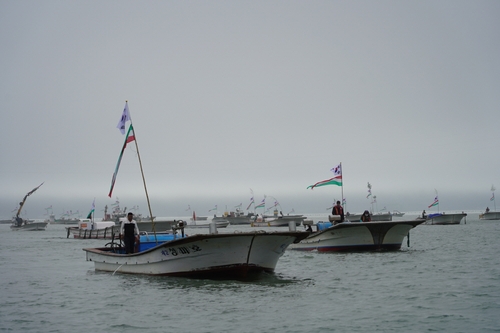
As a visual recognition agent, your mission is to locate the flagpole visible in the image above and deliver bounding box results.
[126,102,157,241]
[491,185,497,211]
[436,190,439,213]
[340,162,345,212]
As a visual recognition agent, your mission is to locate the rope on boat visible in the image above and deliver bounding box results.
[112,263,125,275]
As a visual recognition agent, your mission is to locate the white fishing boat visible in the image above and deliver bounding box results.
[52,211,80,224]
[251,215,306,227]
[84,225,307,278]
[190,211,208,222]
[11,218,48,231]
[479,186,499,220]
[66,219,120,239]
[213,208,255,225]
[83,102,308,279]
[424,212,467,225]
[103,201,144,223]
[289,217,424,252]
[262,209,307,226]
[423,191,467,224]
[392,210,405,217]
[479,211,500,220]
[11,182,48,231]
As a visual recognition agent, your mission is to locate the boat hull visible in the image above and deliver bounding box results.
[215,216,253,225]
[136,220,177,232]
[479,211,500,220]
[186,221,229,228]
[346,213,393,222]
[289,220,424,252]
[10,221,48,231]
[425,213,467,225]
[252,217,305,227]
[83,231,308,278]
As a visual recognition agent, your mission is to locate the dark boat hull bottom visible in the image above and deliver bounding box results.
[292,244,402,252]
[96,263,274,280]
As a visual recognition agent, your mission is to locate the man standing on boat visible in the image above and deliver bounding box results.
[120,212,140,254]
[332,201,345,223]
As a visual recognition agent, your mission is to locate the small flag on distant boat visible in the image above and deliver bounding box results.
[428,196,439,208]
[491,193,495,201]
[209,205,218,212]
[255,197,266,209]
[108,124,136,197]
[366,182,372,198]
[246,196,255,210]
[87,198,95,219]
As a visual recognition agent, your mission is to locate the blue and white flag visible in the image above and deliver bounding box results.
[116,101,131,135]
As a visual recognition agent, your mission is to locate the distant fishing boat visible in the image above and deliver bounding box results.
[424,212,467,225]
[190,210,208,222]
[212,208,255,225]
[66,219,119,239]
[479,211,500,220]
[423,191,467,225]
[11,182,48,231]
[392,210,405,217]
[479,185,500,220]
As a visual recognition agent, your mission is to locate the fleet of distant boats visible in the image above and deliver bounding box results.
[4,104,499,280]
[4,182,499,279]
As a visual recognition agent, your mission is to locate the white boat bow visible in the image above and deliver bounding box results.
[289,220,424,252]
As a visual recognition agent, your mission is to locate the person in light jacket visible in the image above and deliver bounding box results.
[120,212,140,254]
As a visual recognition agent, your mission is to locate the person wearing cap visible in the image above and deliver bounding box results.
[120,212,140,254]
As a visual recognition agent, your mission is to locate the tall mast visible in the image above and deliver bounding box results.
[340,162,345,212]
[125,101,157,239]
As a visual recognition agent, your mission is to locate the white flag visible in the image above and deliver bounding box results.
[330,164,342,176]
[116,102,131,135]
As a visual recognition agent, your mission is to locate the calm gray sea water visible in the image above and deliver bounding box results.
[1,213,499,333]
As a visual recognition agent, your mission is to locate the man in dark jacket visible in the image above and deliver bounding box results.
[332,201,345,223]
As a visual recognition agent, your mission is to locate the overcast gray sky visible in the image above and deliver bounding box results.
[1,1,499,218]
